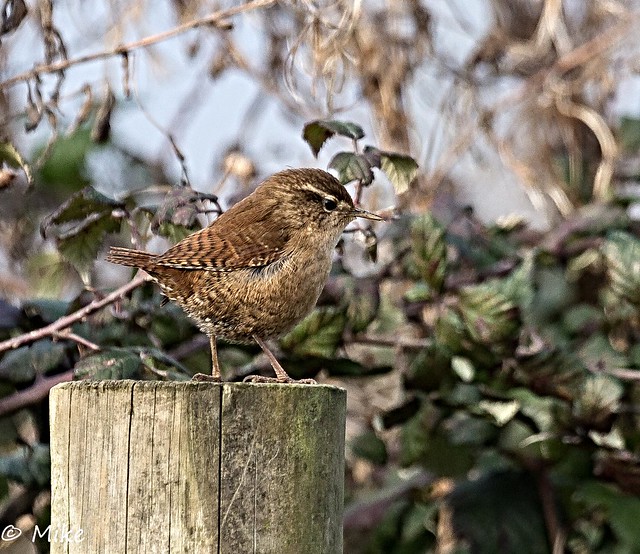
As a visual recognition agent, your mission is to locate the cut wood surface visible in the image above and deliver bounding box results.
[49,380,346,553]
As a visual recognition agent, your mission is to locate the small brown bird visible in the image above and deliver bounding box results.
[107,168,382,383]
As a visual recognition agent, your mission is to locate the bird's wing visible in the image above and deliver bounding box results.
[155,215,290,272]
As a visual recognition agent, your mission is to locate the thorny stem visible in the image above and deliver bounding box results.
[0,273,150,354]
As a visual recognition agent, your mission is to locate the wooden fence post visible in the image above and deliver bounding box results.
[49,380,346,553]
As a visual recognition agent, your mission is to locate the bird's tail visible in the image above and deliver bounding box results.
[106,247,156,271]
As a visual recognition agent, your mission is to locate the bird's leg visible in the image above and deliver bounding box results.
[244,335,316,384]
[192,335,222,382]
[210,335,220,379]
[254,335,289,380]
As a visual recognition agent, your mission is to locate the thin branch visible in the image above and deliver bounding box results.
[589,366,640,382]
[0,0,276,90]
[535,466,566,554]
[168,333,209,360]
[0,273,150,354]
[350,333,431,349]
[52,329,101,352]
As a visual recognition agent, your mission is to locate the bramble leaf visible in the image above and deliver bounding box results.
[73,348,141,379]
[328,152,374,185]
[350,430,388,465]
[604,231,640,306]
[303,120,365,156]
[379,152,418,195]
[0,444,50,487]
[280,307,346,358]
[0,340,66,383]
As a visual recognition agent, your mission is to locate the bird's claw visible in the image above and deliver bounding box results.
[242,375,317,385]
[192,373,222,382]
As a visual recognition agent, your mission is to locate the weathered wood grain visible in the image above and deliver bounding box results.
[49,381,346,553]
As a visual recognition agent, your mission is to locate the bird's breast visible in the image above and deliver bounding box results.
[180,247,334,341]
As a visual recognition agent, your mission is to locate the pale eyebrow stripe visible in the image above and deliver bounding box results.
[301,183,337,201]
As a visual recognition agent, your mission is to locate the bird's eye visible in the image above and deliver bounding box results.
[323,197,338,212]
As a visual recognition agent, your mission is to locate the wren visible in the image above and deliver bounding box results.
[106,168,382,383]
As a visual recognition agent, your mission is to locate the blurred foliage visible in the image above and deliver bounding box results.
[2,0,640,552]
[3,118,640,553]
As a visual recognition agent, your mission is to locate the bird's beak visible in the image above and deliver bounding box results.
[353,207,383,221]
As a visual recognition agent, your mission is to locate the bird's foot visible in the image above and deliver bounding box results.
[192,373,222,383]
[243,375,317,385]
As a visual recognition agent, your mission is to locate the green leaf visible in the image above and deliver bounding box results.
[280,307,346,358]
[497,254,535,311]
[448,471,549,554]
[573,374,623,429]
[364,500,436,554]
[434,309,469,355]
[448,383,483,407]
[328,152,374,185]
[604,231,640,306]
[575,481,640,548]
[379,152,418,195]
[0,444,50,487]
[507,388,561,432]
[453,258,533,351]
[350,430,388,465]
[73,348,141,379]
[443,412,496,446]
[42,186,124,272]
[57,213,121,272]
[302,120,365,156]
[403,282,432,303]
[407,344,452,391]
[477,400,520,426]
[156,221,194,244]
[407,214,447,293]
[0,140,32,183]
[137,348,192,378]
[562,303,604,335]
[451,356,475,382]
[22,299,71,323]
[400,405,474,476]
[578,334,628,369]
[0,340,66,383]
[458,283,520,348]
[37,127,93,192]
[43,186,123,229]
[150,304,197,346]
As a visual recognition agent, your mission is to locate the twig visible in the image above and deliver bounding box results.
[0,370,73,418]
[52,330,100,352]
[589,365,640,382]
[0,274,150,354]
[350,333,431,349]
[0,0,276,90]
[168,334,209,360]
[535,467,566,554]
